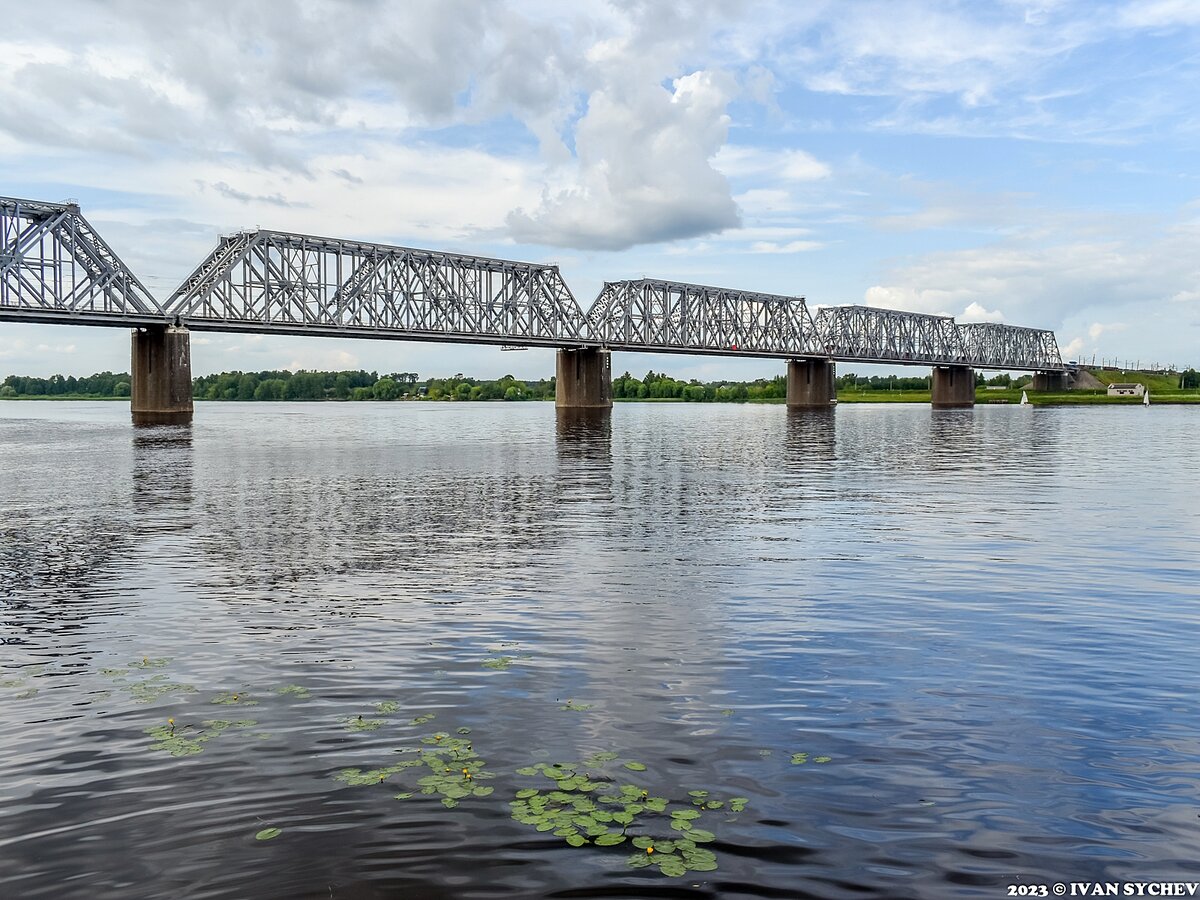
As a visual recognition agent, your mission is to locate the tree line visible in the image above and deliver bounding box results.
[0,372,131,397]
[6,367,1198,401]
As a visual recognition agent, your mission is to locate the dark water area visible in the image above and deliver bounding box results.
[1,400,1198,899]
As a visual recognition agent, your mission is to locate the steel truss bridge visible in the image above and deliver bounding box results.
[0,196,1064,371]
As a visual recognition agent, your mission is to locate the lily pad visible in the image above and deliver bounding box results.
[622,761,646,771]
[255,827,281,841]
[657,855,687,877]
[211,692,256,706]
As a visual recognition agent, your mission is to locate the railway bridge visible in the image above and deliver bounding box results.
[1,196,1066,423]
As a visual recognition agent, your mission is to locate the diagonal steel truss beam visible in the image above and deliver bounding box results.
[584,278,826,358]
[958,322,1063,371]
[0,196,164,326]
[814,305,968,366]
[163,230,588,347]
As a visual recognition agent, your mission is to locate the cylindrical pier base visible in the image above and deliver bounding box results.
[786,358,836,408]
[1032,371,1067,392]
[555,348,613,410]
[931,365,975,408]
[132,326,193,425]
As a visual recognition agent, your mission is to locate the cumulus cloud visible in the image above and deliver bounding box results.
[960,301,1004,323]
[506,69,741,250]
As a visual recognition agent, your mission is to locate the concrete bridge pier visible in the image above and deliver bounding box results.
[1032,371,1068,392]
[786,358,836,408]
[931,365,975,408]
[555,347,612,410]
[131,326,193,425]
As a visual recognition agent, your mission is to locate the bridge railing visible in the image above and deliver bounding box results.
[0,196,164,325]
[585,278,825,358]
[163,230,588,347]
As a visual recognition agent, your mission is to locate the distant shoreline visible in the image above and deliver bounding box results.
[5,394,1198,405]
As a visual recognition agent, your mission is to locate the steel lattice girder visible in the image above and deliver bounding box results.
[585,278,826,358]
[814,305,970,366]
[0,195,164,326]
[163,230,589,347]
[958,322,1063,371]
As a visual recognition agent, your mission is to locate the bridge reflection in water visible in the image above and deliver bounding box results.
[0,196,1067,424]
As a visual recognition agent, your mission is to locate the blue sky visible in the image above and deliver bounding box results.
[1,0,1197,380]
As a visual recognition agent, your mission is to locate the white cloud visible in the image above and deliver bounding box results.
[749,240,824,254]
[507,69,741,250]
[960,302,1004,323]
[714,145,831,181]
[1119,0,1200,28]
[1061,335,1086,358]
[1088,321,1127,340]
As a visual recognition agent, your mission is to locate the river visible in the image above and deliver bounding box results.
[1,400,1197,899]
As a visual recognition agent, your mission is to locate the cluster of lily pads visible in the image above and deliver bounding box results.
[337,727,494,808]
[144,717,259,757]
[507,753,739,876]
[341,700,441,733]
[102,658,197,704]
[82,654,842,877]
[0,669,41,700]
[97,658,327,756]
[790,752,832,765]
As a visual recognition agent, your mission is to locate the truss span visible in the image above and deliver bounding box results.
[815,305,968,366]
[0,196,163,326]
[585,278,825,358]
[164,230,588,347]
[959,322,1062,371]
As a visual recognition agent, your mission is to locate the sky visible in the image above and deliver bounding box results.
[1,0,1198,381]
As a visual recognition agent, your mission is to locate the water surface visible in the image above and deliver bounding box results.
[1,400,1198,898]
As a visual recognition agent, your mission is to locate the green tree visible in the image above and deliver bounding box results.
[254,379,287,400]
[237,374,257,400]
[373,377,400,400]
[113,381,131,397]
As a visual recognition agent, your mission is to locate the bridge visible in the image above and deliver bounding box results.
[1,195,1066,423]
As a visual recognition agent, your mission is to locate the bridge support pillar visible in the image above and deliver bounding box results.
[786,358,836,408]
[1032,371,1067,392]
[931,365,975,408]
[132,326,193,425]
[556,348,612,410]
